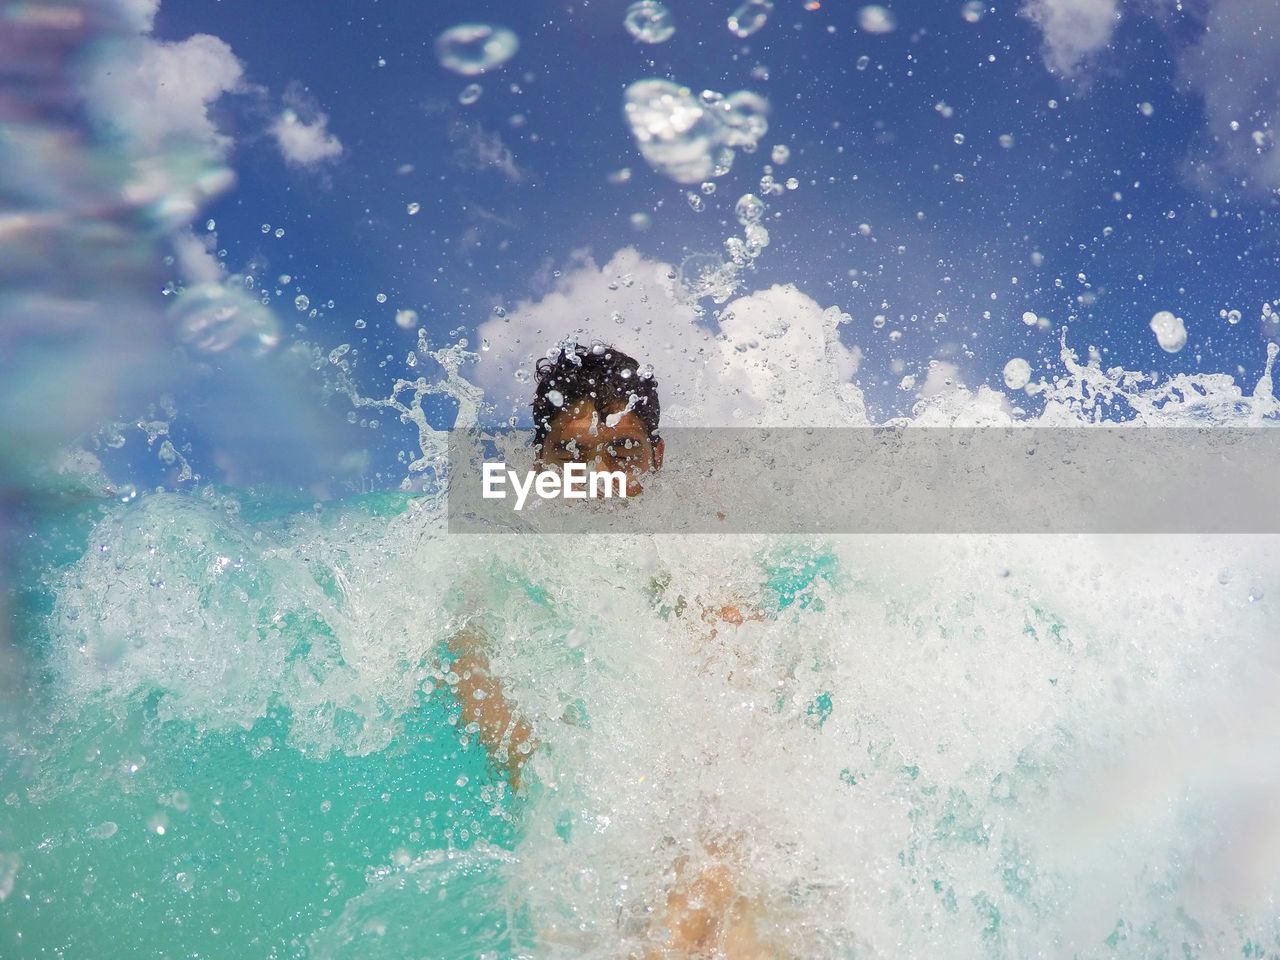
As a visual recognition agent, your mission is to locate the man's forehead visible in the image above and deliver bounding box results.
[545,405,649,443]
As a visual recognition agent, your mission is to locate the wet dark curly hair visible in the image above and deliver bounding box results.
[531,342,660,447]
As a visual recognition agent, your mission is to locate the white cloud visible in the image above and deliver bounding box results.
[1021,0,1120,75]
[1178,2,1280,194]
[472,247,866,428]
[119,0,161,32]
[270,106,344,168]
[89,33,245,155]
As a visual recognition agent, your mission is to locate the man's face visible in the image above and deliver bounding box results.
[536,400,664,497]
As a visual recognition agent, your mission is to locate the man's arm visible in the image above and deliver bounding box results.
[446,626,537,790]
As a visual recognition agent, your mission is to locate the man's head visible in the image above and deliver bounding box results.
[532,342,663,494]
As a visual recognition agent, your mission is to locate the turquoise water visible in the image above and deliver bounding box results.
[6,481,1280,958]
[2,493,523,958]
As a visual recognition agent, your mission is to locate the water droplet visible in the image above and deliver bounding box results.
[624,0,676,43]
[546,388,565,407]
[407,202,421,215]
[1150,310,1187,353]
[623,80,768,185]
[858,5,896,33]
[961,1,985,23]
[856,55,871,70]
[1139,101,1154,117]
[1227,309,1241,325]
[205,219,216,231]
[458,83,483,105]
[953,133,965,145]
[785,177,798,190]
[260,223,271,234]
[771,144,791,164]
[274,227,285,238]
[727,0,773,38]
[735,193,765,224]
[435,23,520,76]
[686,191,705,212]
[395,309,418,329]
[294,295,310,312]
[1003,358,1032,390]
[376,293,387,303]
[999,133,1014,149]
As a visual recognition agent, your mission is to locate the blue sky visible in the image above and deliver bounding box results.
[99,0,1280,485]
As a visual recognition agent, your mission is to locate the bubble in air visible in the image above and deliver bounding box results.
[858,5,896,33]
[1003,357,1032,390]
[435,23,520,76]
[728,0,774,38]
[1149,310,1187,353]
[458,83,483,105]
[624,1,676,43]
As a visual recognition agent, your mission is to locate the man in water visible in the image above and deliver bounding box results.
[446,342,777,958]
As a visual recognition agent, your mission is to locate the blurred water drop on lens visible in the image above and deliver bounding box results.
[171,283,281,356]
[727,0,774,38]
[435,23,519,76]
[858,5,896,33]
[624,1,676,43]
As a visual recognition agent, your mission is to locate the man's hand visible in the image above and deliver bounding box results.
[445,626,537,791]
